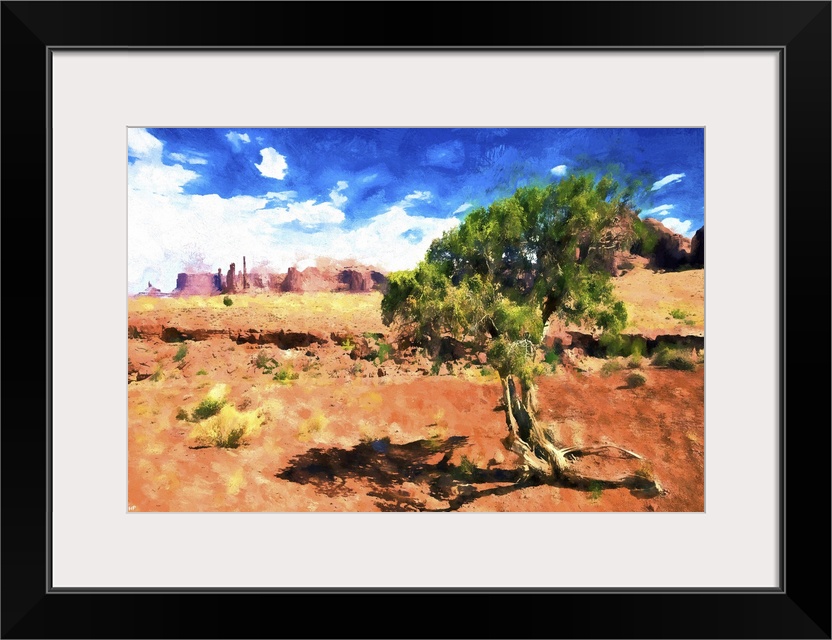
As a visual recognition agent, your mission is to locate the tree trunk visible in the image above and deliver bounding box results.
[500,374,663,495]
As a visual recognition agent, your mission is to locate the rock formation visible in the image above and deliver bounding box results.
[641,219,692,270]
[690,226,704,267]
[281,265,387,293]
[225,263,236,293]
[341,269,374,292]
[174,273,221,296]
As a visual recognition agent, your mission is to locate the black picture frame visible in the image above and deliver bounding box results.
[2,2,829,638]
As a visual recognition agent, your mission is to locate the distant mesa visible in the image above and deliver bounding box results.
[167,258,388,297]
[137,281,162,297]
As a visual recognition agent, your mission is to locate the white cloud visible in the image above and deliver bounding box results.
[644,204,675,217]
[225,131,251,149]
[128,129,199,195]
[550,164,567,176]
[651,173,685,191]
[128,128,163,160]
[265,190,297,201]
[255,147,288,180]
[129,141,454,292]
[329,181,349,207]
[660,217,694,237]
[270,200,345,227]
[452,203,473,215]
[329,206,459,272]
[361,174,377,183]
[403,190,432,204]
[169,152,208,165]
[129,162,199,195]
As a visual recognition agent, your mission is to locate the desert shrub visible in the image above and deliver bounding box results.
[544,349,560,372]
[600,333,645,358]
[627,354,643,369]
[254,351,271,369]
[196,369,208,376]
[223,296,233,307]
[254,351,279,375]
[600,360,623,377]
[666,355,696,371]
[191,397,225,421]
[173,344,188,362]
[430,360,442,376]
[175,408,190,421]
[480,366,493,377]
[376,342,393,364]
[588,480,604,501]
[452,455,477,481]
[188,404,263,449]
[669,308,688,320]
[651,344,696,370]
[625,371,646,388]
[273,364,299,383]
[149,365,164,382]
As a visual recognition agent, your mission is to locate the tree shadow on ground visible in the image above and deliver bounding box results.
[276,436,661,511]
[276,436,536,511]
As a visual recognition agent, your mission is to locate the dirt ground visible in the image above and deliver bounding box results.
[128,264,704,512]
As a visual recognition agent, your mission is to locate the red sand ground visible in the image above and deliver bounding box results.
[128,266,704,512]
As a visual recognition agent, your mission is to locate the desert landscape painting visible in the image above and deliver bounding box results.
[128,127,704,512]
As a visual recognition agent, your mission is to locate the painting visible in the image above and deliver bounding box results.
[127,127,704,512]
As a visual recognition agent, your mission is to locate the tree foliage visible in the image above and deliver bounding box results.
[382,173,638,382]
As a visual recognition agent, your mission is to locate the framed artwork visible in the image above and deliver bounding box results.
[2,2,829,638]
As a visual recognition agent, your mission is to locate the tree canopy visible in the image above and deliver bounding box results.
[380,172,663,491]
[381,173,645,384]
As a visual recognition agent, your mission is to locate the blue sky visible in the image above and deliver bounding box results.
[128,127,703,293]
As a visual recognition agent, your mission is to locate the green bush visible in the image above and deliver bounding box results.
[254,351,278,371]
[625,371,646,388]
[196,369,208,376]
[175,408,190,421]
[376,342,393,364]
[600,360,623,377]
[149,365,164,382]
[652,343,696,370]
[191,397,226,421]
[223,296,233,307]
[600,333,645,358]
[666,355,696,371]
[173,344,188,362]
[669,308,688,320]
[627,354,643,369]
[273,364,299,383]
[452,455,477,481]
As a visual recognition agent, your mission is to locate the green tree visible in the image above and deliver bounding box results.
[382,173,660,491]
